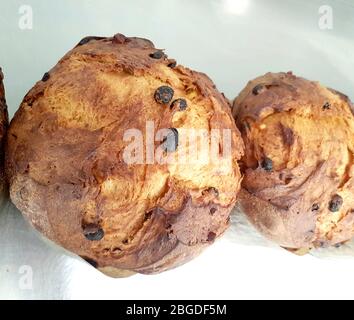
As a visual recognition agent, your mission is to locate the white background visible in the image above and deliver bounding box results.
[0,0,354,300]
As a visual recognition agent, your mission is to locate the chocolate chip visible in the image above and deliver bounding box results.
[77,36,105,46]
[112,33,130,44]
[83,225,104,241]
[162,128,178,152]
[329,194,343,212]
[209,207,217,215]
[170,98,187,111]
[149,51,164,59]
[144,211,153,221]
[155,86,174,104]
[323,102,331,110]
[311,203,320,211]
[261,157,273,171]
[207,232,217,242]
[334,243,342,248]
[252,84,265,95]
[167,60,177,68]
[42,72,50,82]
[82,257,98,268]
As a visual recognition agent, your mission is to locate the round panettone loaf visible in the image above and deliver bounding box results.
[232,72,354,251]
[0,68,8,197]
[6,33,244,275]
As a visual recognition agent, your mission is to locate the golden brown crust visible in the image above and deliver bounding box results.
[233,72,354,249]
[97,266,136,278]
[6,34,243,274]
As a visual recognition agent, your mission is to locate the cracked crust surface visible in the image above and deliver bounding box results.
[232,72,354,250]
[6,33,243,275]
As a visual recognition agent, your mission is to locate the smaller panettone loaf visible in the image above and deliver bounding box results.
[232,72,354,250]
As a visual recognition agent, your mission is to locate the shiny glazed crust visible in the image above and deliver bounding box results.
[6,34,244,275]
[233,72,354,250]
